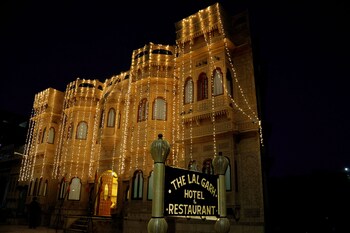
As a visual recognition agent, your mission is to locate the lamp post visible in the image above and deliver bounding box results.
[147,134,170,233]
[212,152,230,233]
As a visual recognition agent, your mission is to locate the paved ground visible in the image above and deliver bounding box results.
[0,224,63,233]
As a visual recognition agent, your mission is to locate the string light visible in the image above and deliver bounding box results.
[198,9,217,157]
[171,45,178,165]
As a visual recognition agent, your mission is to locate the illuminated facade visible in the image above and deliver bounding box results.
[19,3,265,232]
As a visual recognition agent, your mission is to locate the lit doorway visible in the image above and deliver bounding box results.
[95,170,118,216]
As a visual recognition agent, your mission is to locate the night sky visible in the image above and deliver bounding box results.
[1,0,349,178]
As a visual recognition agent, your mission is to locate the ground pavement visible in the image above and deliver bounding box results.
[0,224,63,233]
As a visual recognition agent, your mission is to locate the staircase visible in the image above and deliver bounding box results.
[65,217,90,233]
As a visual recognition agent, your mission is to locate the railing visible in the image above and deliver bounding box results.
[181,95,232,121]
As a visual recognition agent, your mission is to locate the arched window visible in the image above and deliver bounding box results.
[76,121,88,139]
[33,178,38,196]
[226,68,233,97]
[29,181,33,196]
[37,129,42,144]
[138,99,148,122]
[153,98,166,120]
[202,158,214,175]
[48,127,55,143]
[117,112,121,129]
[68,177,81,200]
[184,77,194,104]
[43,180,48,197]
[103,184,109,200]
[67,123,74,139]
[41,128,46,143]
[147,171,154,200]
[107,108,116,127]
[188,160,199,171]
[99,110,104,128]
[132,170,143,199]
[37,178,43,196]
[59,178,68,199]
[234,160,239,192]
[197,73,208,101]
[213,68,223,96]
[225,157,232,191]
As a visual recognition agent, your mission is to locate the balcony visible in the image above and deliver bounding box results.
[181,95,233,122]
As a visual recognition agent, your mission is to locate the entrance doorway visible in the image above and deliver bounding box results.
[95,170,118,216]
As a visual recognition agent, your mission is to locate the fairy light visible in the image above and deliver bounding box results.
[60,81,77,178]
[214,4,264,146]
[19,106,35,181]
[52,84,71,179]
[179,40,186,165]
[198,8,217,157]
[142,44,152,170]
[40,110,52,178]
[80,80,95,179]
[163,45,170,138]
[171,45,178,165]
[27,93,42,180]
[132,46,146,172]
[132,56,139,173]
[30,90,48,180]
[118,68,132,176]
[73,79,86,178]
[88,79,105,179]
[89,89,100,179]
[111,75,124,175]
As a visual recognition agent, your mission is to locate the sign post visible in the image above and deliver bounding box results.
[212,152,230,233]
[147,134,170,233]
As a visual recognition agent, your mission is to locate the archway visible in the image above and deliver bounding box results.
[95,170,118,216]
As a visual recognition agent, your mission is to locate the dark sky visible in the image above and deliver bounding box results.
[1,0,349,177]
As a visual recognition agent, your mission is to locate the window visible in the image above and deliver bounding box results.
[43,180,48,197]
[37,178,42,196]
[188,160,199,171]
[68,177,81,200]
[226,68,233,97]
[151,49,173,55]
[202,158,214,175]
[184,77,194,104]
[41,128,46,143]
[29,181,33,196]
[225,157,232,191]
[76,121,88,139]
[48,127,55,143]
[103,184,109,200]
[117,112,121,129]
[197,73,208,101]
[59,178,68,199]
[147,171,154,200]
[213,68,223,96]
[99,110,104,128]
[234,160,239,192]
[153,98,166,120]
[37,129,42,144]
[138,99,148,122]
[132,170,143,199]
[33,178,38,196]
[107,108,116,127]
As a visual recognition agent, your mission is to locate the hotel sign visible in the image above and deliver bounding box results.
[164,166,218,217]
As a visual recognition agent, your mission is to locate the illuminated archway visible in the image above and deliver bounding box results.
[95,170,118,216]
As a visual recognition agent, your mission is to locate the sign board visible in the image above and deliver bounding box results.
[164,166,218,217]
